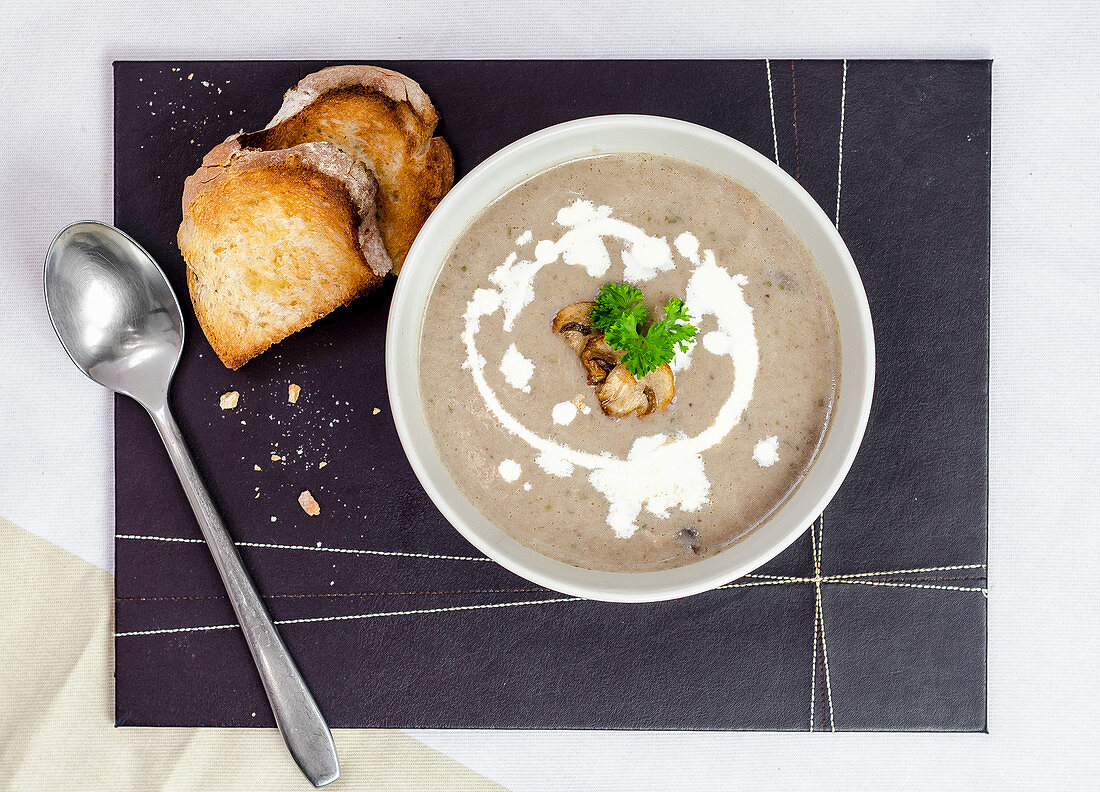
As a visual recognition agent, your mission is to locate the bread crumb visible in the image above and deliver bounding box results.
[253,464,261,471]
[271,454,282,462]
[288,383,301,403]
[219,391,239,409]
[298,490,321,516]
[187,73,193,80]
[372,407,381,415]
[319,461,328,469]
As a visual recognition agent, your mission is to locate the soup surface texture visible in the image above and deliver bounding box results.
[418,154,840,572]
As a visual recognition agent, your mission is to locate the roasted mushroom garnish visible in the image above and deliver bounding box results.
[580,336,621,385]
[551,301,597,354]
[552,299,676,418]
[595,364,675,418]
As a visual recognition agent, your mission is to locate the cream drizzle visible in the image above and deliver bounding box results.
[753,436,780,467]
[499,343,535,393]
[498,459,522,482]
[552,400,578,425]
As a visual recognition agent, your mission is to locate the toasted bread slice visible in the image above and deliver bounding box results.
[179,140,391,369]
[235,65,454,272]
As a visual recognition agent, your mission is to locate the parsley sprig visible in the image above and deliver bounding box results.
[592,282,697,379]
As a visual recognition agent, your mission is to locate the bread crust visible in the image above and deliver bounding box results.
[269,64,441,129]
[240,65,454,271]
[179,141,392,369]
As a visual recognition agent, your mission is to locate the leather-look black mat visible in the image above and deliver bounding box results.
[113,60,989,731]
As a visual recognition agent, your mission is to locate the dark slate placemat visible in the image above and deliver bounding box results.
[113,59,988,731]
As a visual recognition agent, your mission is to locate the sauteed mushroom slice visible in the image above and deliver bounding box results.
[552,298,680,419]
[551,301,597,354]
[595,364,675,418]
[580,336,621,385]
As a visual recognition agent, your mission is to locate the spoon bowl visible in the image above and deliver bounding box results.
[44,222,182,406]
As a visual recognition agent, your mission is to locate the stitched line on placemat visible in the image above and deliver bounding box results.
[116,588,544,602]
[815,514,825,572]
[865,575,986,583]
[766,59,780,166]
[790,60,801,182]
[117,622,238,636]
[115,576,987,605]
[809,514,820,730]
[830,579,988,594]
[809,577,819,731]
[817,581,836,731]
[115,533,490,562]
[834,59,848,229]
[721,572,987,591]
[716,579,808,590]
[115,596,583,637]
[813,515,836,730]
[826,563,986,579]
[818,623,827,732]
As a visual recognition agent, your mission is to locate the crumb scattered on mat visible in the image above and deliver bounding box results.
[219,391,239,409]
[372,407,381,415]
[288,383,301,403]
[298,490,321,516]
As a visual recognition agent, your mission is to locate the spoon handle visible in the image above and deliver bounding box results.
[146,400,340,788]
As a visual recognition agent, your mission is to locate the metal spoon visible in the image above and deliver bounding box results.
[44,222,340,787]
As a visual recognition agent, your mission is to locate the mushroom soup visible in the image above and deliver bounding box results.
[418,154,840,572]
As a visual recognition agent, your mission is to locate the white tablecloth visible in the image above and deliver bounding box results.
[1,1,1097,788]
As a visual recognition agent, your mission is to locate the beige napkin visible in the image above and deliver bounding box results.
[0,518,504,791]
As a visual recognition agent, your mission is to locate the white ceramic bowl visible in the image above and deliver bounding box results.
[387,115,874,603]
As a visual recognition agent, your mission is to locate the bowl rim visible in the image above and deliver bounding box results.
[386,114,875,603]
